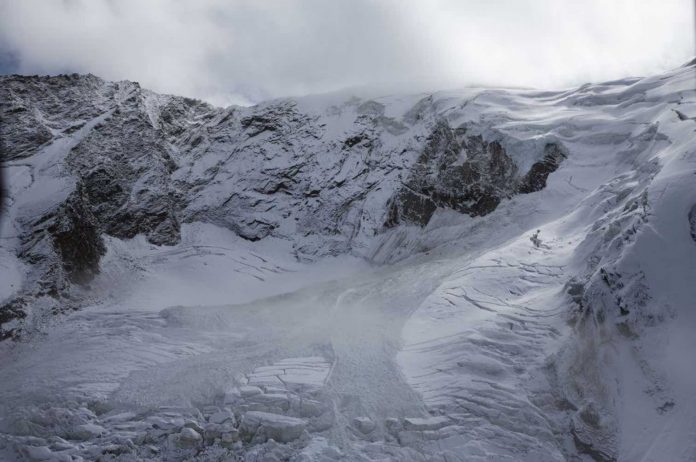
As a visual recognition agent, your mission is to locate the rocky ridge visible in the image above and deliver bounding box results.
[0,74,563,337]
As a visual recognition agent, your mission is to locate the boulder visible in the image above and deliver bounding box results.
[240,411,306,443]
[248,393,290,412]
[239,386,263,397]
[19,446,54,461]
[70,423,106,441]
[177,427,202,447]
[208,409,236,425]
[353,416,376,434]
[298,399,324,417]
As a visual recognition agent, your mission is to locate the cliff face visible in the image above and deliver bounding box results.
[0,74,563,334]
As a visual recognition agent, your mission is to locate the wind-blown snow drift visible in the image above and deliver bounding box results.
[0,62,695,461]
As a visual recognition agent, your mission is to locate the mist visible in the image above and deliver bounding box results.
[0,0,692,105]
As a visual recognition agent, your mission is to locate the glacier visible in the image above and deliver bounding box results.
[0,61,695,461]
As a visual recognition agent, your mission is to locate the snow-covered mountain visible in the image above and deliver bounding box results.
[0,61,694,461]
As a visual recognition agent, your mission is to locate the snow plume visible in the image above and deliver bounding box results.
[0,0,693,106]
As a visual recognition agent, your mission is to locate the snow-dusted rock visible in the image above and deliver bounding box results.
[298,399,325,418]
[202,421,236,442]
[219,428,240,447]
[223,387,241,404]
[248,393,291,412]
[146,415,184,431]
[183,419,205,434]
[240,411,307,443]
[102,411,138,424]
[247,357,332,394]
[47,436,75,452]
[18,445,54,461]
[208,408,236,425]
[177,427,202,447]
[352,416,376,434]
[70,423,106,441]
[239,386,263,398]
[402,416,450,432]
[385,417,402,436]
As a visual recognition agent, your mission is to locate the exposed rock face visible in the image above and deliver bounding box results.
[0,185,105,338]
[0,298,26,340]
[386,122,566,227]
[66,106,181,246]
[0,74,566,335]
[518,142,567,194]
[0,74,118,161]
[386,122,516,226]
[689,204,696,244]
[16,185,105,294]
[47,186,106,285]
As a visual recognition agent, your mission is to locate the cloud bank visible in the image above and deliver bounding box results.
[0,0,692,106]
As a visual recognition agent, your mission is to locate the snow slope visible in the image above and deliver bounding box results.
[0,62,695,461]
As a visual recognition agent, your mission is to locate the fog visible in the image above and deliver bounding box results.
[0,0,692,105]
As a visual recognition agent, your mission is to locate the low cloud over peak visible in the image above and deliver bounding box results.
[0,0,692,106]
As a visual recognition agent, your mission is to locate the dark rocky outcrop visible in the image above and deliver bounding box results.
[66,98,182,246]
[518,143,567,194]
[0,297,27,340]
[386,121,566,227]
[48,186,106,284]
[19,186,105,288]
[1,185,106,339]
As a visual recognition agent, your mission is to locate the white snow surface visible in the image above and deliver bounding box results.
[1,64,696,461]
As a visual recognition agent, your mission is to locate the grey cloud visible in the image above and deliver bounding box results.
[0,0,692,106]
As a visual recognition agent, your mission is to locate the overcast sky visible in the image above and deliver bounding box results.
[0,0,693,106]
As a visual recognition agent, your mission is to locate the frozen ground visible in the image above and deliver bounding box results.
[1,63,696,461]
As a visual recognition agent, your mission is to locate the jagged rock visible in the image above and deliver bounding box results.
[385,121,564,227]
[47,186,106,284]
[0,74,109,161]
[570,403,617,462]
[517,143,567,194]
[0,297,27,340]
